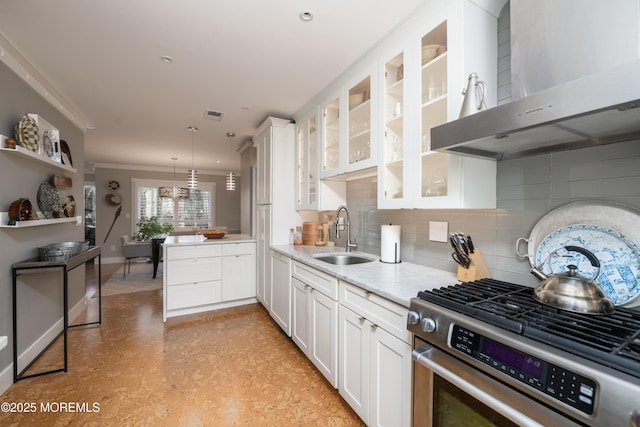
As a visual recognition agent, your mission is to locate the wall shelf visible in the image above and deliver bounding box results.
[0,145,77,173]
[0,212,81,228]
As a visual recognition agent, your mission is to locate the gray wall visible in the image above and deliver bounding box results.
[0,62,85,375]
[336,139,640,288]
[94,166,242,261]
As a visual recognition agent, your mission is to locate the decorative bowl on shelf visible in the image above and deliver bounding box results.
[201,230,226,239]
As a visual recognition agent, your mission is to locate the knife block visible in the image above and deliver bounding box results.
[457,249,492,282]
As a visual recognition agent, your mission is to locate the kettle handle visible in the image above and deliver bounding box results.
[565,246,600,268]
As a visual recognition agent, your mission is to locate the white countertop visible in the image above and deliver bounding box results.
[163,234,255,247]
[271,245,458,308]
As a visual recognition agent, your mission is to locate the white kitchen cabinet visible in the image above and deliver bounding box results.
[270,250,292,336]
[290,260,339,387]
[376,2,497,209]
[338,281,411,427]
[256,205,271,309]
[255,124,272,205]
[296,109,347,211]
[255,117,312,312]
[164,244,223,320]
[292,276,311,355]
[295,110,317,210]
[222,243,256,301]
[319,68,378,180]
[376,3,497,209]
[163,241,257,321]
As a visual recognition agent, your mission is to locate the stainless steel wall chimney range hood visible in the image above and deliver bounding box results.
[432,0,640,160]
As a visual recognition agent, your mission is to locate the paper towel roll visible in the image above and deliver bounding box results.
[381,224,401,264]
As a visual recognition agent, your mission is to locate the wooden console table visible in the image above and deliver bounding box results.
[12,246,101,381]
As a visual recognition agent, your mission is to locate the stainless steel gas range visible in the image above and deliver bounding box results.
[407,279,640,427]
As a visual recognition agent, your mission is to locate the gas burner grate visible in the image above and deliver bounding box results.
[418,279,640,378]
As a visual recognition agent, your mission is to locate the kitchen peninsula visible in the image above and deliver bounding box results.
[162,234,256,321]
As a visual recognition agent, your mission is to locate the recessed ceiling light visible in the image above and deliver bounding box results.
[217,160,221,164]
[299,11,313,22]
[160,55,174,64]
[241,106,250,111]
[226,132,236,138]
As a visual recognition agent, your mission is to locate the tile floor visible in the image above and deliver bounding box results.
[0,263,364,426]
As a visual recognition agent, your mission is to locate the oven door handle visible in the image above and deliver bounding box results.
[413,344,546,427]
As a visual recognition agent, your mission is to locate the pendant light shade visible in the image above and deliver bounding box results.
[187,126,198,189]
[226,172,236,191]
[160,157,190,199]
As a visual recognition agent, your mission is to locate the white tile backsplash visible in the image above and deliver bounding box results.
[336,139,640,287]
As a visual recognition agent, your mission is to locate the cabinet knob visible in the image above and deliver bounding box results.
[364,291,371,298]
[370,324,378,331]
[358,316,365,323]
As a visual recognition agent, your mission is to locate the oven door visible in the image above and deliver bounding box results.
[412,338,582,427]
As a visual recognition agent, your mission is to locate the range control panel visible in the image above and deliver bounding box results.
[451,325,596,415]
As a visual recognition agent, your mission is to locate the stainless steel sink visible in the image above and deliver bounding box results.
[312,253,375,265]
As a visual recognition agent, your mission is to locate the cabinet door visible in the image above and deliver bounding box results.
[379,49,407,208]
[256,205,271,309]
[369,325,412,427]
[222,253,256,301]
[255,126,272,205]
[269,251,291,336]
[338,305,369,424]
[310,289,338,388]
[296,111,319,211]
[345,73,377,173]
[291,277,310,356]
[320,94,341,178]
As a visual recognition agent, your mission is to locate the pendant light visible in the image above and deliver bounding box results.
[187,126,198,188]
[226,172,236,191]
[159,157,190,199]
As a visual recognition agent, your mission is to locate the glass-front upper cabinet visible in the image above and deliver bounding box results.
[380,51,405,205]
[320,71,377,179]
[420,21,450,203]
[296,111,318,210]
[320,96,340,177]
[346,76,374,170]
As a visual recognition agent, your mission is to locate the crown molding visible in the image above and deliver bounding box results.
[0,32,88,131]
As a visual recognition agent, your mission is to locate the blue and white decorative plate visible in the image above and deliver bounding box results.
[536,224,640,306]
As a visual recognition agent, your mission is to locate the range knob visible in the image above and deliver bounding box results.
[420,317,437,333]
[407,311,421,326]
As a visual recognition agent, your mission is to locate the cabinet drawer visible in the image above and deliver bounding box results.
[292,260,338,300]
[222,242,255,256]
[166,280,222,310]
[167,257,222,285]
[339,281,410,344]
[166,244,222,260]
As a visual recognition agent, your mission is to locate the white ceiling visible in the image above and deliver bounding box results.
[0,0,424,173]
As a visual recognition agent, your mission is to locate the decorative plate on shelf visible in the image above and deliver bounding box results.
[536,224,640,307]
[14,115,39,152]
[60,140,73,166]
[37,179,63,219]
[107,180,120,191]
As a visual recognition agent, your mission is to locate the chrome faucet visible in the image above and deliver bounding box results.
[335,205,357,252]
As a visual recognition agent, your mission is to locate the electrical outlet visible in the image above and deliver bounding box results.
[429,221,449,242]
[111,245,116,251]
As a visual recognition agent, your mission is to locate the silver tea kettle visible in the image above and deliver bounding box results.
[459,72,486,118]
[531,246,614,315]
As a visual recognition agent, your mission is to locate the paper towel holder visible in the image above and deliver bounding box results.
[380,223,402,264]
[379,242,402,264]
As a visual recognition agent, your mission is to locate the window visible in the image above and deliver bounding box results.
[132,178,215,232]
